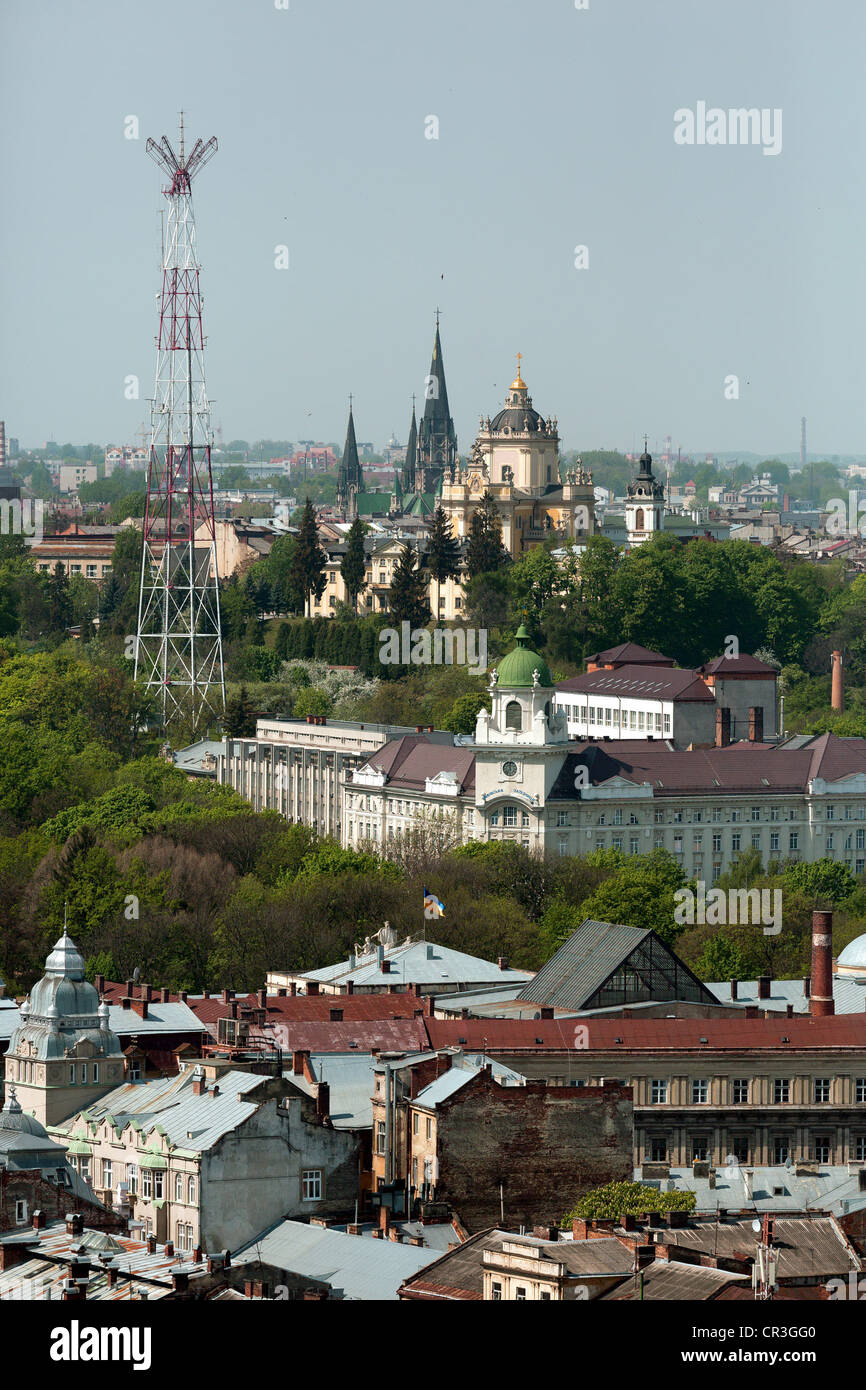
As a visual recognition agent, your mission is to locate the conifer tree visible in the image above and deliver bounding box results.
[340,517,367,613]
[289,500,327,616]
[465,492,507,578]
[426,505,461,616]
[388,543,431,629]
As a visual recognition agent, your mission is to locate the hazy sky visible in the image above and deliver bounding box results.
[1,0,864,459]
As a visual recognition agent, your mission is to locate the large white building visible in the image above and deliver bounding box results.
[219,629,866,880]
[555,643,778,748]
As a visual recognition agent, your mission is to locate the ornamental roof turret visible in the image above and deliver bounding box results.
[495,623,554,689]
[8,927,123,1064]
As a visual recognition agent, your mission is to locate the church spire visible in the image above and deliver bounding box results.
[417,315,457,493]
[336,398,364,516]
[402,397,417,492]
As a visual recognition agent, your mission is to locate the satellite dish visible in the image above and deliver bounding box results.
[133,967,141,982]
[751,1219,762,1233]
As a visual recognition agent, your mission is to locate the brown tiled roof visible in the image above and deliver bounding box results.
[556,665,714,703]
[362,736,476,795]
[697,654,778,677]
[548,733,866,799]
[587,643,674,668]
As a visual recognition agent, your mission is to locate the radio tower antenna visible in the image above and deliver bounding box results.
[134,115,224,732]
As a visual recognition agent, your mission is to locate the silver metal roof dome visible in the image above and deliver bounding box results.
[0,1085,50,1138]
[837,933,866,975]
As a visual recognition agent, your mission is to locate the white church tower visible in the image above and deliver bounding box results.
[625,440,665,547]
[473,624,570,850]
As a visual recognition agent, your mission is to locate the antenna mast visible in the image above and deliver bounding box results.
[134,114,224,732]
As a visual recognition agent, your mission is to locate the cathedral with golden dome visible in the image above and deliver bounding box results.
[438,355,596,557]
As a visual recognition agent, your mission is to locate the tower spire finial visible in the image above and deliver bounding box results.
[179,108,185,164]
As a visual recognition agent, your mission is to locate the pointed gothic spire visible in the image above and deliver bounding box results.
[417,317,457,492]
[337,400,364,513]
[402,398,417,491]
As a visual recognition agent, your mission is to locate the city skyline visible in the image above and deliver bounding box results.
[1,0,864,455]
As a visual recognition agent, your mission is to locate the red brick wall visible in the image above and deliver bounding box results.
[435,1075,633,1232]
[0,1169,126,1235]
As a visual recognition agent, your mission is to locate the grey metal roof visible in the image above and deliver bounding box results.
[518,920,652,1010]
[0,1222,208,1301]
[709,976,866,1014]
[599,1261,747,1300]
[287,1053,376,1128]
[412,1055,526,1109]
[234,1220,436,1300]
[53,1068,266,1153]
[647,1165,866,1219]
[303,939,531,990]
[107,1000,208,1036]
[645,1215,858,1280]
[518,918,717,1012]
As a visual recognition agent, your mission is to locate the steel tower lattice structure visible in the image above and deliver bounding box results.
[134,115,225,731]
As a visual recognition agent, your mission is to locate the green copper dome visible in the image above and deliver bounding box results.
[496,624,553,688]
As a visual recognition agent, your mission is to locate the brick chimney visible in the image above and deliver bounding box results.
[192,1071,207,1097]
[146,1235,157,1254]
[65,1213,83,1237]
[131,997,149,1020]
[730,979,738,1001]
[757,974,771,1000]
[810,910,835,1016]
[316,1082,330,1122]
[307,982,319,997]
[831,650,844,714]
[292,1050,311,1077]
[715,707,731,748]
[748,706,764,742]
[258,988,267,1007]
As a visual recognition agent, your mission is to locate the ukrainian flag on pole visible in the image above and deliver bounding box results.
[423,888,445,920]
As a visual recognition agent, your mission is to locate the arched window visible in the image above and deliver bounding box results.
[188,1176,197,1205]
[634,507,644,530]
[505,700,522,731]
[175,1173,184,1202]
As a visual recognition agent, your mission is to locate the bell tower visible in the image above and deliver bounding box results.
[626,439,665,546]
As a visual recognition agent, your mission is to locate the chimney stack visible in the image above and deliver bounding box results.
[316,1082,330,1122]
[748,706,764,742]
[730,979,738,1001]
[757,974,771,1000]
[810,910,835,1016]
[715,707,731,748]
[831,650,844,714]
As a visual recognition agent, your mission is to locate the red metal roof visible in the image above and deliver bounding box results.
[270,1019,430,1053]
[426,1013,866,1052]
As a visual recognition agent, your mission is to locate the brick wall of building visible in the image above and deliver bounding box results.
[0,1169,125,1235]
[434,1074,633,1231]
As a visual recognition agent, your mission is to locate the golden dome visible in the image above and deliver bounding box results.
[510,352,526,391]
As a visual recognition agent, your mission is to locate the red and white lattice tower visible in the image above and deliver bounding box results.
[134,114,225,731]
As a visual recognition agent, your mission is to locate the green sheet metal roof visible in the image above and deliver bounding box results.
[496,624,553,688]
